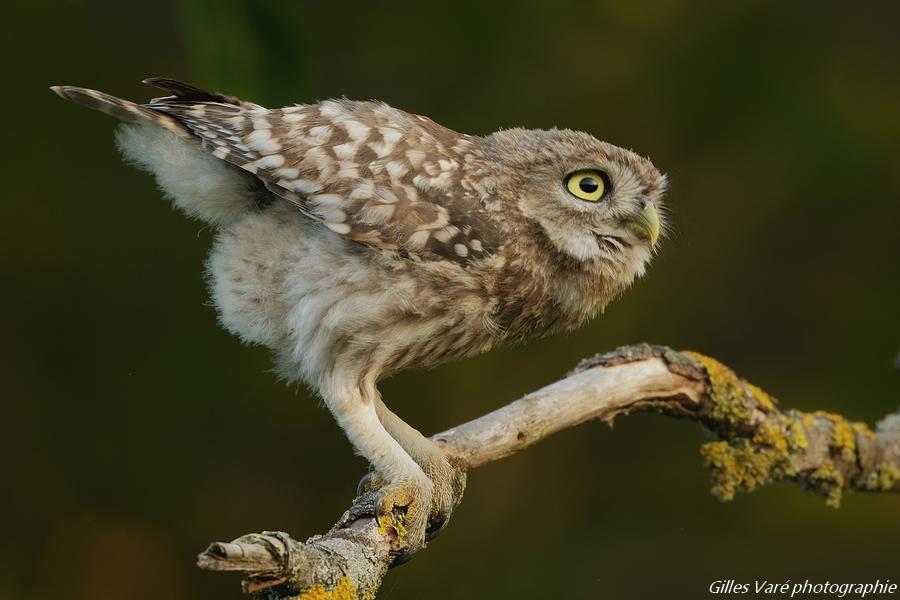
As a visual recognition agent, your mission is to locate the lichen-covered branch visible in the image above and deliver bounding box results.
[197,344,900,599]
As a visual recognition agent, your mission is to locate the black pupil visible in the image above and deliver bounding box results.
[579,177,599,194]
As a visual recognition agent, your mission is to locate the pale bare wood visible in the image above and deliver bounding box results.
[435,357,704,467]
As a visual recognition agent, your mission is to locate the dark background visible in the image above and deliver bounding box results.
[4,1,899,598]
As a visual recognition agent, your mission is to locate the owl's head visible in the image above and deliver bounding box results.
[483,128,668,284]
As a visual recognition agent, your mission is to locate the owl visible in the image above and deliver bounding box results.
[52,78,667,554]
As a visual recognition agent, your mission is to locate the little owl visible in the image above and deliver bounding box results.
[52,78,667,554]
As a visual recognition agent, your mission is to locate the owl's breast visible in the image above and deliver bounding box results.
[207,203,500,386]
[487,231,626,341]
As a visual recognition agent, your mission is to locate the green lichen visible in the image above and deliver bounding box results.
[807,460,845,508]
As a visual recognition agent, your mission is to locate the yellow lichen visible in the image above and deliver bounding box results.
[784,413,809,451]
[808,460,845,508]
[688,353,808,502]
[686,352,753,427]
[701,422,796,502]
[815,411,857,462]
[298,576,367,600]
[685,352,874,509]
[744,381,777,412]
[700,441,742,501]
[753,420,788,454]
[853,422,876,443]
[864,464,900,492]
[376,513,407,543]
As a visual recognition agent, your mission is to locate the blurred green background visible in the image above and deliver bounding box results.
[3,1,899,598]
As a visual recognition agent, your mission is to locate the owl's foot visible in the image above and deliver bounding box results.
[421,457,466,540]
[370,477,432,558]
[359,457,466,552]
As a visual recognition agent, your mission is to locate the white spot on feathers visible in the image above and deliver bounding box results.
[319,208,347,223]
[376,188,399,204]
[247,154,285,169]
[343,120,371,141]
[319,101,344,118]
[405,149,426,166]
[407,230,430,249]
[401,184,419,202]
[359,204,395,224]
[299,147,332,173]
[308,125,333,144]
[337,165,359,179]
[350,180,375,200]
[333,142,360,160]
[252,116,272,130]
[433,227,456,243]
[378,127,403,145]
[325,221,352,234]
[367,141,394,158]
[275,167,300,179]
[385,161,408,178]
[247,129,282,154]
[310,194,344,209]
[284,179,321,194]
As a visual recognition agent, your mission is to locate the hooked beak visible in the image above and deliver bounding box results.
[625,203,661,246]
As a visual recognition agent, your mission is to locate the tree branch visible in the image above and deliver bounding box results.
[197,344,900,599]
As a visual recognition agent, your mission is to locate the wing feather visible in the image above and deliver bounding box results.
[146,89,498,263]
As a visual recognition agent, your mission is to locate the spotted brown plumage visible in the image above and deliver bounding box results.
[56,81,499,264]
[52,78,668,557]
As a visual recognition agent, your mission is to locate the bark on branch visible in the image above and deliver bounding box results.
[197,344,900,599]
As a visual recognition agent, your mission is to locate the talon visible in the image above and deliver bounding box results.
[357,469,386,496]
[425,514,448,541]
[389,549,417,568]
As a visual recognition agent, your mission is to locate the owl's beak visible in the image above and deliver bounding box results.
[625,204,661,246]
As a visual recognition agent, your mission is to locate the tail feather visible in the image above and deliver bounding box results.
[141,77,257,108]
[50,85,191,137]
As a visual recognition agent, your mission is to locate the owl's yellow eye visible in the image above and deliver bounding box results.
[565,170,609,202]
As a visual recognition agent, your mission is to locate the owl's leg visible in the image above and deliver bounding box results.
[363,397,465,540]
[320,376,433,552]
